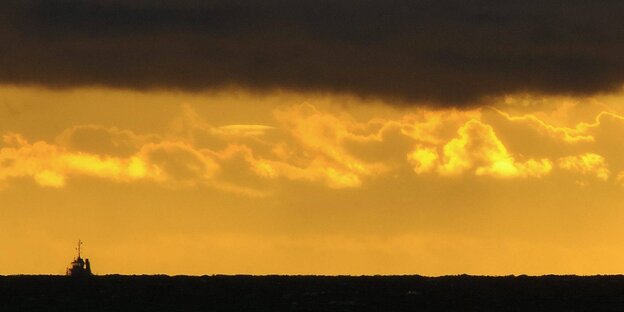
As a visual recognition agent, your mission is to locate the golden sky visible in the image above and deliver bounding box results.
[2,85,624,275]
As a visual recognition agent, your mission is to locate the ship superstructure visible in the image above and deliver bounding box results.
[66,240,92,277]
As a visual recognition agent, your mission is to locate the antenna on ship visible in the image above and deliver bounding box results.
[77,239,83,259]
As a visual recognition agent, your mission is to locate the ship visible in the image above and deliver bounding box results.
[66,240,92,277]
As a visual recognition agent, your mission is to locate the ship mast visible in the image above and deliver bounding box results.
[77,239,83,258]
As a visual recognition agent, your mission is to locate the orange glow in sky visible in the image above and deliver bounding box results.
[2,86,624,275]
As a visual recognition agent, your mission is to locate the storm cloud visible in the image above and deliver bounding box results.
[1,0,623,105]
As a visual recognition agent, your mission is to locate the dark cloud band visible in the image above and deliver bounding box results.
[1,0,623,105]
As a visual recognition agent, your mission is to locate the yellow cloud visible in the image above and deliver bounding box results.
[3,100,624,192]
[400,109,480,144]
[249,156,364,189]
[139,142,219,186]
[61,154,124,179]
[493,109,595,143]
[270,104,389,187]
[0,135,155,187]
[559,153,610,181]
[128,156,148,178]
[0,133,222,188]
[56,125,150,157]
[407,146,438,174]
[429,119,552,178]
[33,170,65,188]
[214,125,274,137]
[492,107,624,150]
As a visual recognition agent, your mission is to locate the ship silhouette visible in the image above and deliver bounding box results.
[66,240,92,277]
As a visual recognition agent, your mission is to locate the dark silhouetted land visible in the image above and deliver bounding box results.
[2,275,624,311]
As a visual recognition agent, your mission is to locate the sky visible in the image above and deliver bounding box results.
[2,1,624,275]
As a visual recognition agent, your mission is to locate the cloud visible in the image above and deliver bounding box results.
[436,119,553,178]
[407,146,438,174]
[56,125,151,157]
[0,133,150,187]
[409,120,533,177]
[139,141,220,186]
[167,103,277,152]
[492,109,595,144]
[250,157,365,189]
[270,104,389,187]
[1,1,624,105]
[4,102,624,192]
[400,109,480,144]
[0,130,222,188]
[207,145,276,197]
[558,153,609,181]
[214,125,274,137]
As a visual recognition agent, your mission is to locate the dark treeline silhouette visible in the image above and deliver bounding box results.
[1,275,624,311]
